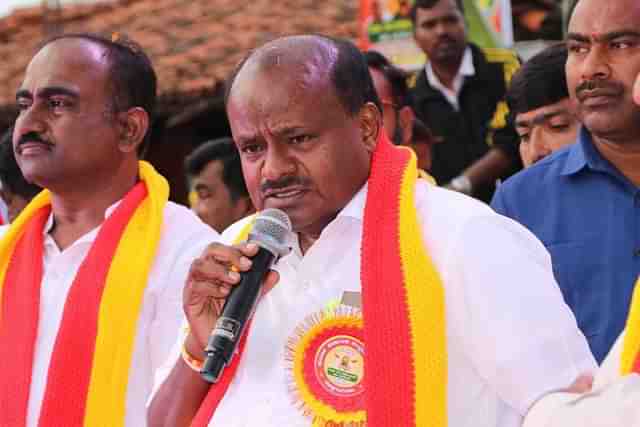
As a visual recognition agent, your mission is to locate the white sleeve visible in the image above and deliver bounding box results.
[523,332,640,427]
[147,233,212,374]
[445,214,597,415]
[523,374,640,427]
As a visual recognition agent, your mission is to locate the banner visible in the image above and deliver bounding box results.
[359,0,513,71]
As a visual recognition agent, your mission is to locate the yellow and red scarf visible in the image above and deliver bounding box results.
[621,277,640,374]
[0,161,168,427]
[191,133,448,426]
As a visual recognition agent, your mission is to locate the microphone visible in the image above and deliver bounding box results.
[201,208,292,383]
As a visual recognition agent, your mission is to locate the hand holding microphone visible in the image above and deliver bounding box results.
[182,209,291,383]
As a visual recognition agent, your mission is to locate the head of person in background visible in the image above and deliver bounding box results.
[506,43,580,167]
[185,137,254,233]
[0,127,41,222]
[396,0,412,19]
[365,50,414,146]
[365,50,439,171]
[411,0,467,69]
[566,0,640,152]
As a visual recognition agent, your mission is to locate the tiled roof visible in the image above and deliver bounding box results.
[0,0,359,115]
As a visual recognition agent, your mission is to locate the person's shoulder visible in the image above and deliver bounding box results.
[415,181,551,263]
[480,45,519,65]
[476,44,520,83]
[415,180,496,229]
[161,201,220,243]
[499,145,573,195]
[221,214,257,244]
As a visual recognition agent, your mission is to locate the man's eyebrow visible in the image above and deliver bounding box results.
[16,86,80,101]
[517,110,570,129]
[15,89,32,100]
[567,30,640,43]
[566,33,590,43]
[269,125,305,137]
[36,86,80,100]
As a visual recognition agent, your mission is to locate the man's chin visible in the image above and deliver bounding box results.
[582,112,626,137]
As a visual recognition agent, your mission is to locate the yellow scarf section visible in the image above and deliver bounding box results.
[398,148,447,426]
[621,277,640,374]
[0,161,168,426]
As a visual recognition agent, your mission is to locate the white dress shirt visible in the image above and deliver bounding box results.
[524,330,640,426]
[0,201,219,427]
[159,181,595,427]
[425,46,475,111]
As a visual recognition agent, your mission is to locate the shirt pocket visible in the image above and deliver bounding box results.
[546,240,605,341]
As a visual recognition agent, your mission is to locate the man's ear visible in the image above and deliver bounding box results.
[359,102,382,153]
[398,106,415,145]
[117,107,149,154]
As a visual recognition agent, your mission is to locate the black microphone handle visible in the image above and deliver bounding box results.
[201,247,275,383]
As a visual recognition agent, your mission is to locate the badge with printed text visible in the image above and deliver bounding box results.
[285,305,366,427]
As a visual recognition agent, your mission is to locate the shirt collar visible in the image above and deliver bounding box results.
[43,199,123,246]
[286,183,367,260]
[425,46,475,90]
[336,183,367,222]
[561,126,631,180]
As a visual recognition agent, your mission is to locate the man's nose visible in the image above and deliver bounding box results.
[529,133,551,164]
[261,144,295,182]
[15,103,47,139]
[580,46,612,82]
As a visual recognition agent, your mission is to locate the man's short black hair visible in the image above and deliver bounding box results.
[184,138,249,202]
[410,0,465,23]
[506,43,569,120]
[225,35,382,116]
[0,128,41,200]
[365,50,411,108]
[40,32,157,156]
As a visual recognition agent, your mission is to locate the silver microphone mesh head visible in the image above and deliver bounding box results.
[248,208,292,257]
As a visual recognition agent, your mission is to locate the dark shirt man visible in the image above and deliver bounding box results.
[185,138,254,233]
[506,43,580,167]
[492,0,640,363]
[410,0,521,202]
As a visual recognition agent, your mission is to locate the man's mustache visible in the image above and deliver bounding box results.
[575,80,624,100]
[260,176,309,193]
[436,35,457,45]
[16,132,54,148]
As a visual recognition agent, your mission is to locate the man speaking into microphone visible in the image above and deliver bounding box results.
[149,35,595,427]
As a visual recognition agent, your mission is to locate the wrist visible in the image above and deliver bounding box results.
[184,331,205,362]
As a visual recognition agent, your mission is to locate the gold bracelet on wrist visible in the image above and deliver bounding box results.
[181,342,204,372]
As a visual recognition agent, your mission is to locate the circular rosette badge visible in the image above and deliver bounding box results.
[285,306,366,427]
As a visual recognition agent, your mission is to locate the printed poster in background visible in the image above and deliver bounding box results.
[359,0,513,71]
